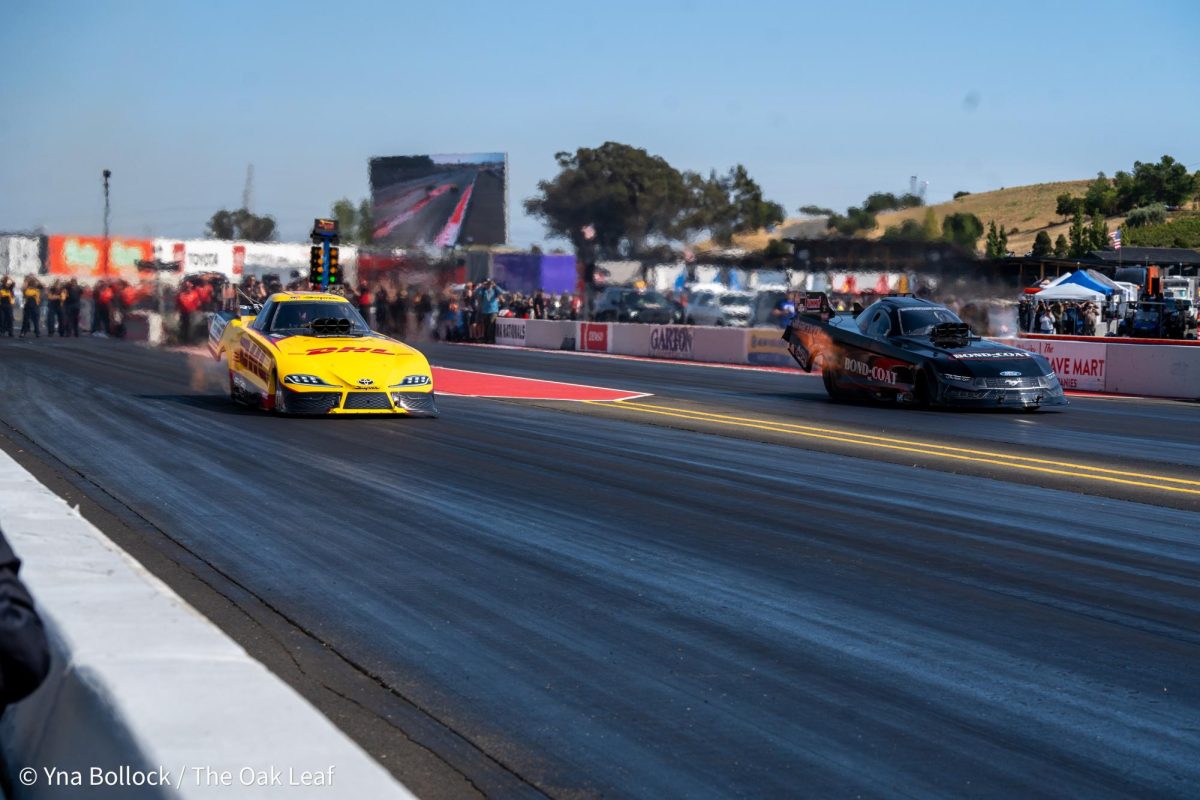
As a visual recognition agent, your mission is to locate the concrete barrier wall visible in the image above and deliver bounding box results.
[1105,342,1200,399]
[514,320,1196,399]
[0,449,413,799]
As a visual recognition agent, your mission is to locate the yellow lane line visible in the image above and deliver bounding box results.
[613,401,1200,488]
[587,401,1200,497]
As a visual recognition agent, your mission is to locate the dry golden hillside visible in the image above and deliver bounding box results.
[870,180,1127,255]
[708,179,1125,256]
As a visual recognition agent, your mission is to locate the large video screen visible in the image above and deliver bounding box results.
[369,153,507,247]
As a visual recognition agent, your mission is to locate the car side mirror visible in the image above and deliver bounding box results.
[239,304,261,318]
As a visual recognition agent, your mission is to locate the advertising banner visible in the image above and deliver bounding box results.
[1009,337,1106,391]
[48,236,152,279]
[0,236,43,276]
[649,325,694,359]
[579,322,609,352]
[746,328,794,366]
[495,317,527,346]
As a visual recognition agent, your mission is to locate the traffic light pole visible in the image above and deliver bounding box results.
[322,239,331,290]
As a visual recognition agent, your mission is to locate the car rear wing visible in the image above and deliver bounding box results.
[781,293,846,372]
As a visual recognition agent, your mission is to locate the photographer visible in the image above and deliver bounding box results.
[474,279,501,343]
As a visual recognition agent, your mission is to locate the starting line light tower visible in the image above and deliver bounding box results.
[310,218,341,289]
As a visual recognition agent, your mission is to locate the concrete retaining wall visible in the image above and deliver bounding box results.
[504,320,1198,399]
[0,449,414,799]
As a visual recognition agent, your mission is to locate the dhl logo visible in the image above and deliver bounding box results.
[305,346,393,355]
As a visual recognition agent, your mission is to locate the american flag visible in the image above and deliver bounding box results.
[1109,229,1122,250]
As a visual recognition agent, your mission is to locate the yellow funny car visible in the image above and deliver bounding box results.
[208,291,437,416]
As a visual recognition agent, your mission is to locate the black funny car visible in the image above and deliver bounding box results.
[783,293,1067,410]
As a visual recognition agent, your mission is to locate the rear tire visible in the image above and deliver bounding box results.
[822,369,848,402]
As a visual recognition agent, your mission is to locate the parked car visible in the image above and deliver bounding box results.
[685,291,753,326]
[593,287,675,324]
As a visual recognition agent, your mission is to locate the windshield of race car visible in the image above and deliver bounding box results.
[268,302,371,335]
[899,307,963,335]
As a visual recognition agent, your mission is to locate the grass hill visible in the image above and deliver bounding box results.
[706,179,1128,256]
[869,180,1126,255]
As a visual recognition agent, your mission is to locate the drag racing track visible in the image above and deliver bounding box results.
[2,336,1199,799]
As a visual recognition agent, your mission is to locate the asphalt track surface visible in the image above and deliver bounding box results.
[1,336,1198,799]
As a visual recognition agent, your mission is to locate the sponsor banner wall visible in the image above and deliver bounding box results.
[649,325,694,359]
[495,317,527,346]
[745,327,793,367]
[0,235,43,276]
[691,326,748,363]
[155,239,233,276]
[48,236,152,279]
[524,319,575,349]
[578,322,610,353]
[610,321,652,357]
[1104,343,1200,399]
[1009,337,1106,392]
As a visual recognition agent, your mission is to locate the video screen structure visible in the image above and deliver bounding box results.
[369,153,507,247]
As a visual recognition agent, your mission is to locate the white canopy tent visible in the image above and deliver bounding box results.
[1033,283,1107,302]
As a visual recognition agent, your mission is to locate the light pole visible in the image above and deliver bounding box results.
[102,169,112,278]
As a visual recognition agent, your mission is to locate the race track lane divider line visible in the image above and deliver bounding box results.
[592,401,1200,497]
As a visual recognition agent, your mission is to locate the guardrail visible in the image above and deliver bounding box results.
[490,318,1200,400]
[0,449,414,799]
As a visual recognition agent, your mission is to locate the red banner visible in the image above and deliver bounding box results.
[47,236,153,279]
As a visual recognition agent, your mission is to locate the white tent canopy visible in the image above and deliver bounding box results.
[1033,283,1107,302]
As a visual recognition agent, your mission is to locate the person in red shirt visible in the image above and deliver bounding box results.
[176,281,201,344]
[196,278,214,310]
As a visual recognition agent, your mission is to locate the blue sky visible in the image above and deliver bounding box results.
[2,0,1197,247]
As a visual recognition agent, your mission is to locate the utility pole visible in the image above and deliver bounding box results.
[102,169,112,277]
[242,163,255,212]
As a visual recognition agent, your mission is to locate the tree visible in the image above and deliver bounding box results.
[206,209,236,239]
[798,204,833,216]
[1068,208,1089,257]
[941,212,984,250]
[331,198,357,239]
[706,164,785,245]
[1084,172,1117,216]
[1124,203,1168,228]
[881,219,928,240]
[1114,155,1196,211]
[356,199,373,244]
[984,220,1002,258]
[953,190,971,199]
[206,207,276,241]
[920,208,940,240]
[826,206,876,236]
[1055,192,1082,219]
[984,220,1010,258]
[1031,230,1053,257]
[1088,212,1109,251]
[525,142,689,258]
[1053,233,1069,257]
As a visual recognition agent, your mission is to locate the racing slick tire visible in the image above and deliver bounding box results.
[271,370,286,414]
[229,370,249,406]
[822,368,850,402]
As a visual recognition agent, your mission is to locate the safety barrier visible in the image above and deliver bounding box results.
[0,449,414,799]
[496,319,1199,400]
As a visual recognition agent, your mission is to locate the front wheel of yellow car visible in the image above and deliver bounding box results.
[271,370,286,414]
